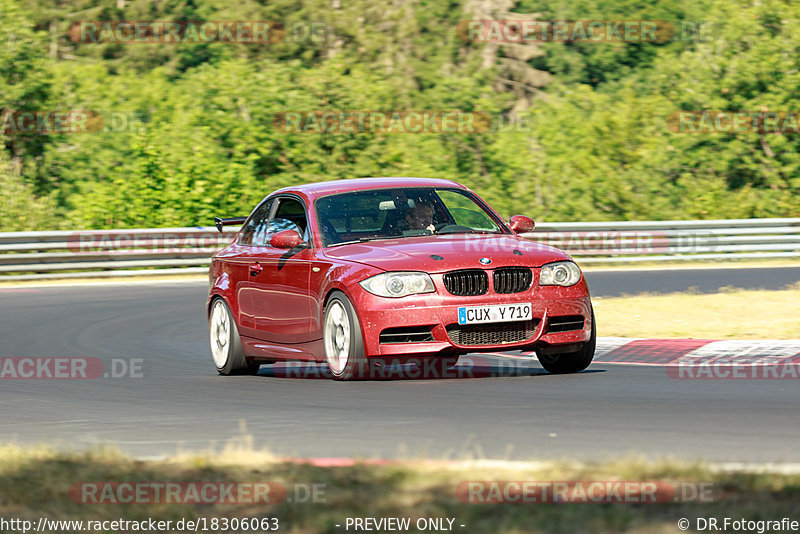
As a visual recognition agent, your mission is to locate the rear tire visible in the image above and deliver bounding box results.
[324,292,367,380]
[209,298,261,375]
[537,309,596,374]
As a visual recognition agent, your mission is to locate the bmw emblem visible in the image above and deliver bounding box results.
[479,257,492,265]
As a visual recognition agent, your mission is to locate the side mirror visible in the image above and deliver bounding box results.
[508,215,535,234]
[269,229,305,249]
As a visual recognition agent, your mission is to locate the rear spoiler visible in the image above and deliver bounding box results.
[214,217,247,232]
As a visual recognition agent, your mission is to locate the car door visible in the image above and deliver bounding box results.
[245,195,315,344]
[234,197,275,339]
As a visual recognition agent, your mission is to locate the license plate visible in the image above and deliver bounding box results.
[457,304,532,325]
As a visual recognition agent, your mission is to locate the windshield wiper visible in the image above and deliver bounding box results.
[327,236,400,247]
[328,229,498,246]
[435,228,499,235]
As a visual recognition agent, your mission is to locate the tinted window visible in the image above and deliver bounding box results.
[315,187,503,246]
[272,198,309,242]
[240,198,273,246]
[437,190,497,230]
[241,197,310,247]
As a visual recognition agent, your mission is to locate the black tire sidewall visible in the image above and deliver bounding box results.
[538,307,596,374]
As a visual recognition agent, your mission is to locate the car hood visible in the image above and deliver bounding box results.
[322,234,570,273]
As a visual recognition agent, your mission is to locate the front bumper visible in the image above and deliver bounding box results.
[347,273,593,358]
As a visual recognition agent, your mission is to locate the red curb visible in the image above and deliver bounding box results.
[597,339,717,364]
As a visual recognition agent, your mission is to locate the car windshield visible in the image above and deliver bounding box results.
[315,187,504,246]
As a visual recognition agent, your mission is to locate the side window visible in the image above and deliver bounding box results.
[270,198,310,243]
[240,199,274,246]
[436,190,497,231]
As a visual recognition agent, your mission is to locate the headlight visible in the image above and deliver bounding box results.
[539,261,581,287]
[359,272,435,298]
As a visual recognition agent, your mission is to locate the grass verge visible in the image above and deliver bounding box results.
[1,444,799,534]
[594,283,800,339]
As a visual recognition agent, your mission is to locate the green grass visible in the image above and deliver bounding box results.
[2,444,800,534]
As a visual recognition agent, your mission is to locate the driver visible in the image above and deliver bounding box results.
[405,202,436,232]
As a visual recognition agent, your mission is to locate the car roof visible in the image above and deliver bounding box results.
[272,177,466,199]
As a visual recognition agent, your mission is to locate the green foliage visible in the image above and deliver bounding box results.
[1,0,799,230]
[0,149,59,230]
[0,0,52,191]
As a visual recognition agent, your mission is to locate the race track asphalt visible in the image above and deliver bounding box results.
[584,266,800,296]
[0,268,798,461]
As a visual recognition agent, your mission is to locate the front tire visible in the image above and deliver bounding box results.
[537,309,596,374]
[209,298,260,375]
[324,292,367,380]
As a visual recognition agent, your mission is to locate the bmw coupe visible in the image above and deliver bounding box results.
[208,177,595,380]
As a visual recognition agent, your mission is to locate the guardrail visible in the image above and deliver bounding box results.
[527,218,800,263]
[0,218,798,281]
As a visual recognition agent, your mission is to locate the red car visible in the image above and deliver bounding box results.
[208,177,595,380]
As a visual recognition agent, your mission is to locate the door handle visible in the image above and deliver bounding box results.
[250,262,263,276]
